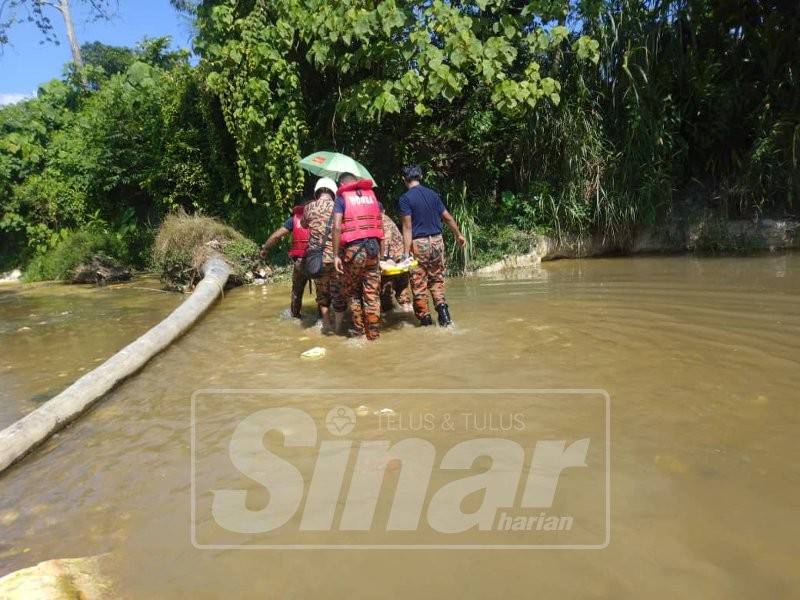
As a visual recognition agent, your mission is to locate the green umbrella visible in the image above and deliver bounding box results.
[299,151,376,184]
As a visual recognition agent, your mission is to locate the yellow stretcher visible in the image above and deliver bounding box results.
[380,258,418,276]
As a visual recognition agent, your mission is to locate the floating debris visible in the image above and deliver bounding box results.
[300,347,326,359]
[0,509,19,525]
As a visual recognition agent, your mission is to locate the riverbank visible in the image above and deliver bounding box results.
[5,216,798,284]
[475,217,799,274]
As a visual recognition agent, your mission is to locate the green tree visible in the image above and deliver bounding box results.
[1,38,246,265]
[194,0,599,213]
[81,41,136,76]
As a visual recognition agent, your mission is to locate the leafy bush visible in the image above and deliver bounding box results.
[23,227,129,282]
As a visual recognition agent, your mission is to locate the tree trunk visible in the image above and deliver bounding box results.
[58,0,88,86]
[58,0,83,68]
[0,256,231,474]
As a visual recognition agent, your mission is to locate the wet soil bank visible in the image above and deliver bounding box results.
[476,218,799,273]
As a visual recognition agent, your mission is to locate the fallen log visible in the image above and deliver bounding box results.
[0,256,231,474]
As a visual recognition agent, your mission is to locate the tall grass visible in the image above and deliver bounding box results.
[151,211,259,290]
[444,183,479,272]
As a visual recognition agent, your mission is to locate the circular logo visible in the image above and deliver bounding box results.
[325,405,356,436]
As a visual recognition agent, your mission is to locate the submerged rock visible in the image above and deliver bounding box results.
[0,268,22,283]
[70,256,131,285]
[0,555,113,599]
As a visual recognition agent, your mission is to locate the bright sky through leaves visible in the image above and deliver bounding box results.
[0,0,192,104]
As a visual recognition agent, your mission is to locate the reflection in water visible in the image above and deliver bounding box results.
[1,256,799,598]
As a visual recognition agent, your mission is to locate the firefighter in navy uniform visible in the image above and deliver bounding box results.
[398,164,466,326]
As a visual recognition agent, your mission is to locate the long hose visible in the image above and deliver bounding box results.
[0,256,232,474]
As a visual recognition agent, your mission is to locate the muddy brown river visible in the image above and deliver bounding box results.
[1,255,798,598]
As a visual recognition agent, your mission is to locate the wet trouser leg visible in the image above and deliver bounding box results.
[340,245,381,340]
[381,273,409,312]
[394,272,411,306]
[380,275,395,312]
[314,263,338,327]
[410,235,446,320]
[361,262,381,340]
[290,258,308,318]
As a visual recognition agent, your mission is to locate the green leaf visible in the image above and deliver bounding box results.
[501,15,518,38]
[574,36,600,64]
[482,60,496,81]
[551,25,569,45]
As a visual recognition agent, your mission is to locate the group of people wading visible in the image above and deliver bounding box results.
[260,165,466,341]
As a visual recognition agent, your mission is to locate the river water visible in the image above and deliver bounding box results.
[1,255,798,598]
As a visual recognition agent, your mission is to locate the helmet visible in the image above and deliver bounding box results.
[314,177,337,197]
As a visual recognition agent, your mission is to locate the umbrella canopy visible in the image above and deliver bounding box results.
[299,151,376,184]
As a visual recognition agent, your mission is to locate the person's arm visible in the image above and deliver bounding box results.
[441,210,466,247]
[260,226,290,258]
[401,215,413,256]
[332,212,344,273]
[399,194,412,256]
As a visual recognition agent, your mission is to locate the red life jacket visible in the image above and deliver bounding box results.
[339,179,384,244]
[288,205,310,258]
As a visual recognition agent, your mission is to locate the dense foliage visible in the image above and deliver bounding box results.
[1,0,798,276]
[195,0,597,208]
[1,37,252,272]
